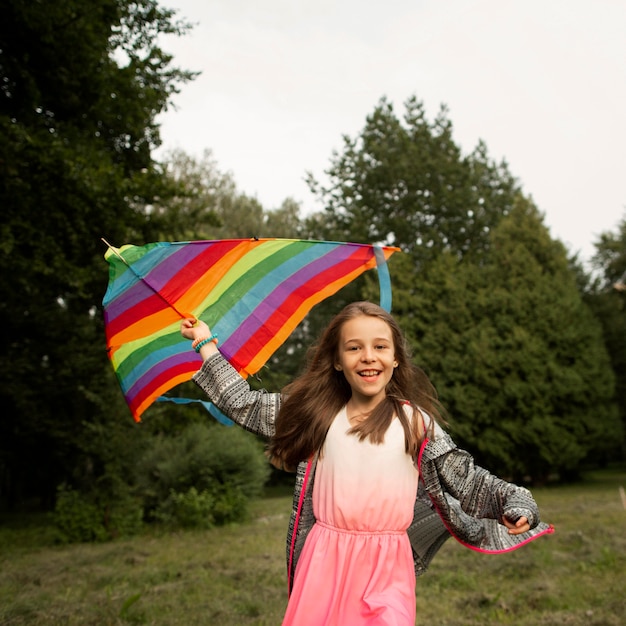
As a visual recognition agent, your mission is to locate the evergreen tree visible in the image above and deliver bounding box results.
[398,198,620,482]
[585,214,626,461]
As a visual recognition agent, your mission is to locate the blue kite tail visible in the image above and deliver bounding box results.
[374,245,393,312]
[156,396,234,426]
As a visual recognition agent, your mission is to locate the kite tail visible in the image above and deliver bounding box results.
[156,396,234,426]
[374,245,393,312]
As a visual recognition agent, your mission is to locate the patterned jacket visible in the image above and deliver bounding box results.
[193,353,554,593]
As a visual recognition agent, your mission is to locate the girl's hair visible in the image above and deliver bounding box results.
[268,301,443,469]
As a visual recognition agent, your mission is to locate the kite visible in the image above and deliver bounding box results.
[102,238,399,421]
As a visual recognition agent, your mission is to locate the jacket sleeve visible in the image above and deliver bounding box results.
[419,429,553,554]
[433,436,539,529]
[192,352,280,439]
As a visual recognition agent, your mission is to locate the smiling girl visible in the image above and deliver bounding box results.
[181,301,552,625]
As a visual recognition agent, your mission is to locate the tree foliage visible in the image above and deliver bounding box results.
[394,198,620,481]
[585,214,626,459]
[306,96,520,267]
[0,0,195,508]
[154,149,308,242]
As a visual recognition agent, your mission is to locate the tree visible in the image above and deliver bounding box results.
[264,198,306,239]
[0,0,195,508]
[585,213,626,461]
[153,148,238,240]
[306,96,520,267]
[155,148,305,241]
[396,198,620,482]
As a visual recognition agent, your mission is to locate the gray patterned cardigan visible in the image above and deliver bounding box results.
[193,353,554,594]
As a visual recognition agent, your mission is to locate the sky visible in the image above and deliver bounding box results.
[155,0,626,265]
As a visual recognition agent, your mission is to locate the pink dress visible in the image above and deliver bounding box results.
[283,406,419,626]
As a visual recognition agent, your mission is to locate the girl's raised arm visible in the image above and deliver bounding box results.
[182,319,280,439]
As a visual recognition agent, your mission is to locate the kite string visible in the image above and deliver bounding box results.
[101,238,191,320]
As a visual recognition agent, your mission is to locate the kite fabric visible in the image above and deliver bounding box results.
[102,238,399,421]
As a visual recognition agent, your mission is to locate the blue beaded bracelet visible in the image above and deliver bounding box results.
[194,333,218,353]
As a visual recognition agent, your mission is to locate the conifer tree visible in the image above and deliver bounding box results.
[394,198,619,482]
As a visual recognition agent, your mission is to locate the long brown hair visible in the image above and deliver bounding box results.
[268,301,443,469]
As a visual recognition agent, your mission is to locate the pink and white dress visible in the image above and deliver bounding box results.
[283,406,419,626]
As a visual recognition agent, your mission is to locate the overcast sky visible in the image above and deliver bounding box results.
[156,0,626,265]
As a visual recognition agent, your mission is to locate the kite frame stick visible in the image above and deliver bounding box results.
[101,238,190,320]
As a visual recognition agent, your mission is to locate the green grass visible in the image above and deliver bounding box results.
[1,471,625,625]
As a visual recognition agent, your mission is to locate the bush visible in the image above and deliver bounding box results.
[53,484,143,543]
[155,487,216,529]
[104,493,144,539]
[135,422,270,527]
[210,482,249,525]
[53,485,108,543]
[153,482,249,529]
[53,484,143,544]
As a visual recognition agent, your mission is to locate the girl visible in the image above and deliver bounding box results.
[181,301,552,625]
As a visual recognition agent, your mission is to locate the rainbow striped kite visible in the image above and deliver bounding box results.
[103,238,399,421]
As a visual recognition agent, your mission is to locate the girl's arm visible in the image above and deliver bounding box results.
[433,440,539,532]
[182,319,280,439]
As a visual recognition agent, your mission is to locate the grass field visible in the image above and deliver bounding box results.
[1,468,624,625]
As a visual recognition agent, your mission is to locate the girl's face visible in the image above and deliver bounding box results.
[335,315,397,407]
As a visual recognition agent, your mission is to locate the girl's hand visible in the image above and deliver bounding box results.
[502,515,530,535]
[180,318,211,341]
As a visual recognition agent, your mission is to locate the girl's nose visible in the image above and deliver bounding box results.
[361,348,375,362]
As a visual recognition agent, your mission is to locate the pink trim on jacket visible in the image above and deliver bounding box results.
[417,436,555,554]
[287,458,313,595]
